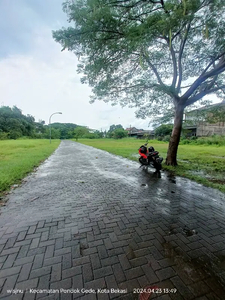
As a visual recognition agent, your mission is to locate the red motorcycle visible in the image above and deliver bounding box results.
[138,143,163,172]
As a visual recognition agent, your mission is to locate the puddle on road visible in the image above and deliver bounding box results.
[90,161,140,187]
[35,172,51,178]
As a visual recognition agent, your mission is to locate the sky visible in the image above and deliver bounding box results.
[0,0,152,131]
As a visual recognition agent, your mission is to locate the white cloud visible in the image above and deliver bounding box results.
[0,26,152,131]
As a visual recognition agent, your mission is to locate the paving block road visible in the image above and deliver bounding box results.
[0,140,225,300]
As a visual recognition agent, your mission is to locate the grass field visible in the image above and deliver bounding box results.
[0,139,60,196]
[1,138,224,196]
[76,138,225,193]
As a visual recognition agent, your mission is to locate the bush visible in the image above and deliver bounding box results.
[154,124,173,138]
[195,135,225,146]
[190,136,197,140]
[162,135,171,142]
[179,135,225,146]
[83,133,99,139]
[0,132,9,140]
[113,128,128,139]
[18,136,32,140]
[8,130,23,140]
[180,139,191,144]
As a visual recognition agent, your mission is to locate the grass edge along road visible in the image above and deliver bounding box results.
[0,139,61,198]
[76,138,225,193]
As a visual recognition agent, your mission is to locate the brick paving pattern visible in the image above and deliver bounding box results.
[0,140,225,299]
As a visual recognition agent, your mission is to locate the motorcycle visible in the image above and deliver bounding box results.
[138,143,163,172]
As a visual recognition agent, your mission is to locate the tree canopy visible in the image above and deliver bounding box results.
[112,128,128,139]
[53,0,225,165]
[107,124,124,137]
[154,124,173,137]
[73,126,90,140]
[108,124,123,132]
[50,123,79,139]
[0,106,37,139]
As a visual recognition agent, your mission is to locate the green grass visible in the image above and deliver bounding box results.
[0,139,60,195]
[76,138,225,193]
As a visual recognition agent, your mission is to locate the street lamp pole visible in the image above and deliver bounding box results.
[49,112,62,143]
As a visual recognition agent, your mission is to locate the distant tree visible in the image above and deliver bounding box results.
[26,114,35,123]
[35,120,46,135]
[154,124,173,138]
[43,127,61,139]
[67,130,75,139]
[95,130,104,139]
[12,106,22,116]
[107,124,124,138]
[113,128,128,139]
[73,126,89,141]
[108,124,123,132]
[0,106,36,139]
[38,119,45,125]
[83,130,104,139]
[83,132,98,139]
[50,123,79,139]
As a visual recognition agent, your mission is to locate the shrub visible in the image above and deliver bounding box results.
[162,135,171,142]
[154,124,173,137]
[180,139,191,144]
[195,135,225,146]
[0,132,9,140]
[113,128,128,139]
[190,136,197,140]
[83,133,99,139]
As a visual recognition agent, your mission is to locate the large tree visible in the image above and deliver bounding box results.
[53,0,225,165]
[0,106,36,139]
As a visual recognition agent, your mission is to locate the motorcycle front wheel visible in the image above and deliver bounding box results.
[139,157,148,165]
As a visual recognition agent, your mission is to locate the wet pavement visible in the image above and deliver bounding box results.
[0,140,225,300]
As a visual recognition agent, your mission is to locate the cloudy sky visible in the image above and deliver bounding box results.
[0,0,154,131]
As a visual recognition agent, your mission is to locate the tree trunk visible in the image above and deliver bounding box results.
[166,103,184,166]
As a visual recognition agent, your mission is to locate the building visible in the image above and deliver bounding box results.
[184,100,225,136]
[125,127,154,138]
[125,127,143,135]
